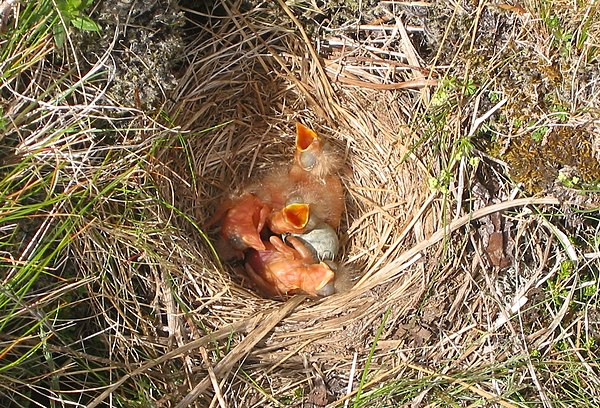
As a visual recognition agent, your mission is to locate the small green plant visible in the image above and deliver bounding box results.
[512,117,523,128]
[430,77,456,107]
[584,337,596,351]
[557,171,580,188]
[54,0,100,48]
[276,388,303,405]
[489,90,503,103]
[547,102,569,122]
[558,260,574,281]
[463,78,477,96]
[430,77,478,107]
[428,169,453,194]
[352,309,390,407]
[547,14,573,43]
[582,283,596,299]
[455,135,474,161]
[531,126,549,142]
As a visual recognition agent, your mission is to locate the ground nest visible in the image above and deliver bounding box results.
[2,0,600,406]
[154,1,438,402]
[5,0,600,406]
[136,1,599,406]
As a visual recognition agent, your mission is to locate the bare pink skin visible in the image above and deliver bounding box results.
[209,193,270,260]
[245,236,335,298]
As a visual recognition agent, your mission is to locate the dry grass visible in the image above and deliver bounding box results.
[1,0,599,407]
[145,1,599,406]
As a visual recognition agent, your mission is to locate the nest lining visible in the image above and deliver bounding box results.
[160,5,437,345]
[130,2,471,405]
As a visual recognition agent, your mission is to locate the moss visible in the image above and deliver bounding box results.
[503,127,600,193]
[308,0,383,28]
[423,1,600,197]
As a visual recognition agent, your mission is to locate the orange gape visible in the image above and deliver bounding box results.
[268,203,311,234]
[245,235,335,298]
[208,193,271,261]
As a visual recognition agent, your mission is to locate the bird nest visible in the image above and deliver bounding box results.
[4,0,600,406]
[149,2,441,404]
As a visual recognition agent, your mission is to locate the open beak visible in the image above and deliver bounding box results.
[283,203,310,229]
[296,123,319,150]
[295,123,321,171]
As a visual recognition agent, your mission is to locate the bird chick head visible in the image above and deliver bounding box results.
[295,122,322,170]
[294,122,341,178]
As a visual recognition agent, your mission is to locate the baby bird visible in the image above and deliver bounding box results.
[289,123,345,229]
[245,235,336,298]
[208,192,270,261]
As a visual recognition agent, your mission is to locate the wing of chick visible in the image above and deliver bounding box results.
[283,236,336,296]
[244,237,299,297]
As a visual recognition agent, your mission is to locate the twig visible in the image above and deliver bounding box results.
[201,347,227,408]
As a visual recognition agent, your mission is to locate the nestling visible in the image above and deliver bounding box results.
[289,123,345,229]
[208,192,270,261]
[244,235,336,298]
[246,123,344,229]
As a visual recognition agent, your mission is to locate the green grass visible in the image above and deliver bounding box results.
[1,0,599,406]
[352,309,390,407]
[0,1,184,406]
